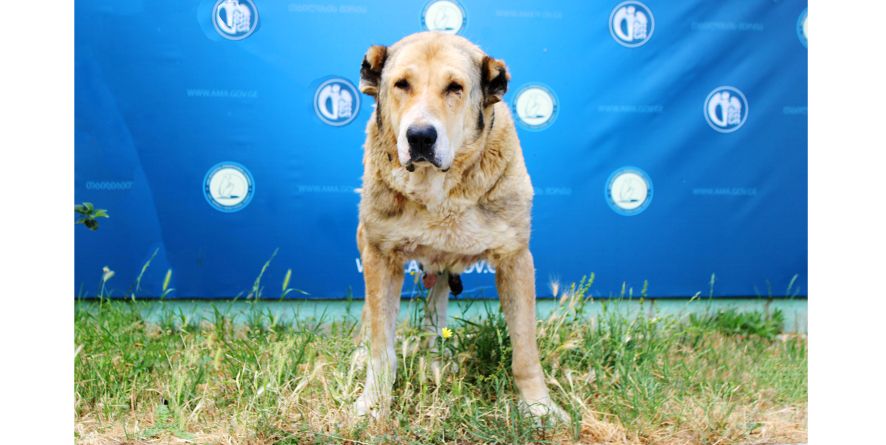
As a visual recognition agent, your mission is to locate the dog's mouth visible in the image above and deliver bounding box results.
[405,157,447,172]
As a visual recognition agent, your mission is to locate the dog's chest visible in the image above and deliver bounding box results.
[373,199,516,271]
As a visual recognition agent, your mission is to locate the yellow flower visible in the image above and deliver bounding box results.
[441,327,453,340]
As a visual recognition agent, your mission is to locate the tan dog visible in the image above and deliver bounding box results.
[353,32,567,422]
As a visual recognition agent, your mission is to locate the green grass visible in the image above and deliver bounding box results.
[75,285,806,444]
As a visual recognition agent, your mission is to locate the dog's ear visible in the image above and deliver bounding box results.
[359,45,387,97]
[480,56,510,107]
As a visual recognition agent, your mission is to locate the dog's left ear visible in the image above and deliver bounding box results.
[359,45,387,97]
[480,56,510,107]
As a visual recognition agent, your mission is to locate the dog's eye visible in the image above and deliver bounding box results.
[446,82,463,94]
[394,79,410,90]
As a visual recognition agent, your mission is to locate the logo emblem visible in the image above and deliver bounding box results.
[213,0,259,40]
[606,167,653,216]
[609,1,654,47]
[204,162,255,212]
[513,84,558,130]
[314,78,360,126]
[422,0,466,34]
[797,8,807,47]
[704,86,749,133]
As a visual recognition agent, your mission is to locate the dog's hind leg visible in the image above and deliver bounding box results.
[495,248,570,423]
[423,270,453,382]
[353,244,404,418]
[447,273,463,297]
[423,271,450,342]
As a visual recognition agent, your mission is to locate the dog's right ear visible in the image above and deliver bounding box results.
[359,45,387,97]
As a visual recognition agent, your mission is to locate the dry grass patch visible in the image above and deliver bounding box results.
[76,283,806,444]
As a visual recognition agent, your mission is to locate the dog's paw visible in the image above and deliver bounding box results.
[352,394,375,418]
[352,392,390,420]
[520,397,571,424]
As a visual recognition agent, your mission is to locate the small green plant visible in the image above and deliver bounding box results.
[248,249,278,299]
[688,308,785,340]
[280,268,309,300]
[136,402,193,441]
[74,202,109,231]
[160,268,174,299]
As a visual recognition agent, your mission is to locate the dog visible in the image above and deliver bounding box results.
[352,31,567,422]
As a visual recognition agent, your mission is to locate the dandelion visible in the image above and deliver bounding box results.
[441,327,453,340]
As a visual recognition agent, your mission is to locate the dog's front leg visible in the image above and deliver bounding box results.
[495,248,569,422]
[353,244,403,418]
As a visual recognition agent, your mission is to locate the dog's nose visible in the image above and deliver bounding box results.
[406,125,437,162]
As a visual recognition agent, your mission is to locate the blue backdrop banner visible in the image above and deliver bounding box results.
[75,0,808,299]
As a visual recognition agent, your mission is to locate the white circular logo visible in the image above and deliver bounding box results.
[797,8,807,48]
[704,86,749,133]
[204,162,255,212]
[609,1,654,47]
[213,0,259,40]
[422,0,466,34]
[314,78,360,126]
[606,167,653,216]
[513,84,558,130]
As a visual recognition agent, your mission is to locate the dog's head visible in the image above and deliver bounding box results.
[359,32,509,172]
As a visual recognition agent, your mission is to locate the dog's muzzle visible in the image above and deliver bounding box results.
[405,124,440,171]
